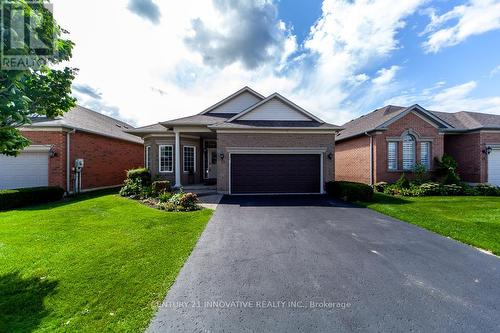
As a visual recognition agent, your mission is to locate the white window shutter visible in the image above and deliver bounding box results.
[388,142,397,170]
[402,135,416,171]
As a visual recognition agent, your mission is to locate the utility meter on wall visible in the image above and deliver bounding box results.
[75,159,84,171]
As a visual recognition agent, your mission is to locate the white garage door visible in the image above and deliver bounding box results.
[488,148,500,186]
[0,150,49,190]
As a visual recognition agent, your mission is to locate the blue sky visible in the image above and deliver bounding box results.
[53,0,500,126]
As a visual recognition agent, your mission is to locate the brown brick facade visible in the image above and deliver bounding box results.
[335,111,445,184]
[335,136,371,184]
[22,130,143,192]
[216,133,335,193]
[445,131,500,183]
[374,112,444,183]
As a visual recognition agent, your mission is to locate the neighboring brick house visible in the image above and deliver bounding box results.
[0,106,144,192]
[127,87,342,195]
[335,104,500,186]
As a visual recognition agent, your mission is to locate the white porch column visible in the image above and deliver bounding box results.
[174,131,181,188]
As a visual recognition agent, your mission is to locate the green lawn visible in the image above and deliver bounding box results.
[0,192,212,332]
[361,193,500,255]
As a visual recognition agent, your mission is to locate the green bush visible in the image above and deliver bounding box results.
[474,184,500,196]
[120,168,152,198]
[374,182,388,193]
[152,180,171,196]
[126,168,151,186]
[158,191,172,203]
[325,181,373,202]
[395,174,411,189]
[413,163,429,184]
[119,178,143,198]
[0,186,65,210]
[161,192,200,211]
[435,154,460,185]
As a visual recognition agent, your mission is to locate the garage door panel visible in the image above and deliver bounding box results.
[231,154,321,194]
[0,152,49,189]
[488,149,500,186]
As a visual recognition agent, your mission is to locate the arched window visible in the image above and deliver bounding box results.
[402,134,416,171]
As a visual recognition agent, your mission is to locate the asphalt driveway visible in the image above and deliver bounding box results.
[148,195,500,332]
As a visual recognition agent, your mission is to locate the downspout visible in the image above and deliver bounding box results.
[365,132,374,186]
[66,129,76,194]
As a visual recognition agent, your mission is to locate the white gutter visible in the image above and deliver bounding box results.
[365,132,374,186]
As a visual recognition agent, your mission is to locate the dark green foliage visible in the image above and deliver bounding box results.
[395,174,410,189]
[120,168,151,198]
[126,168,151,186]
[152,180,171,195]
[161,192,200,212]
[435,154,461,185]
[0,186,64,210]
[1,0,77,156]
[374,182,388,193]
[413,162,429,184]
[325,181,374,202]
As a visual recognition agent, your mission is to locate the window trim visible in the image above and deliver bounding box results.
[145,146,151,170]
[183,145,196,173]
[387,141,398,171]
[402,134,416,171]
[158,144,174,173]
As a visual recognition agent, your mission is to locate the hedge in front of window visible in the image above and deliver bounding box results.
[0,186,65,211]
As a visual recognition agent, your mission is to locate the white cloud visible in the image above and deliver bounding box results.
[372,66,401,86]
[490,64,500,77]
[51,0,427,127]
[386,81,500,115]
[422,0,500,53]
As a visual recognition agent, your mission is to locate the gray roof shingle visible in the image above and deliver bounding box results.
[337,105,500,141]
[26,105,143,144]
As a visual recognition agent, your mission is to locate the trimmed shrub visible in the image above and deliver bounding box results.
[126,168,151,186]
[0,186,65,210]
[474,184,500,196]
[119,178,143,198]
[152,180,171,196]
[120,168,152,198]
[325,181,373,202]
[158,191,172,203]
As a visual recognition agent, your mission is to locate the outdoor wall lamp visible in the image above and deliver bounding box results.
[328,153,333,160]
[482,146,492,155]
[219,152,225,160]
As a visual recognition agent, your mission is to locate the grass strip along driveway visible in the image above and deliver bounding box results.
[0,192,212,332]
[361,194,500,256]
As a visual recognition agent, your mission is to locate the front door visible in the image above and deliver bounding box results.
[207,148,217,179]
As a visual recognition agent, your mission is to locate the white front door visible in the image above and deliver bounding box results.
[0,151,49,189]
[207,148,217,179]
[488,148,500,186]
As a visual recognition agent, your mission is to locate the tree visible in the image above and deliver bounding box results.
[1,0,77,156]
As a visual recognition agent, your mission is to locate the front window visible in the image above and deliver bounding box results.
[402,134,416,171]
[145,146,151,170]
[159,145,173,172]
[420,142,431,170]
[183,146,195,173]
[388,141,398,170]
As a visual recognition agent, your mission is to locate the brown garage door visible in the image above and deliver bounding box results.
[230,154,321,194]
